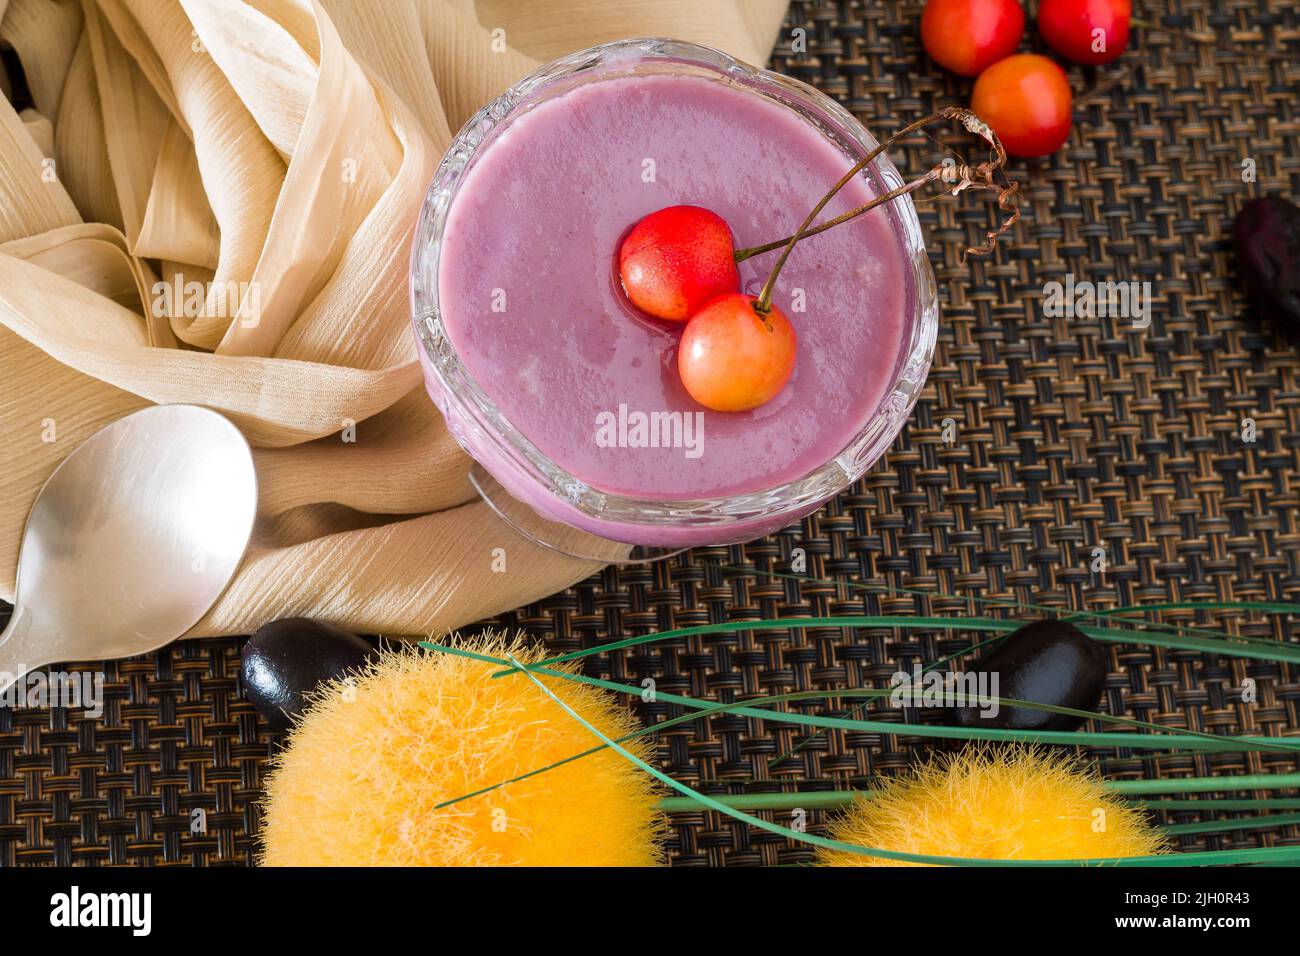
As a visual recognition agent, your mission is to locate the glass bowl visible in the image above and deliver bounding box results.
[410,37,938,550]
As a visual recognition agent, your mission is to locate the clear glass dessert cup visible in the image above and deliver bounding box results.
[410,37,939,555]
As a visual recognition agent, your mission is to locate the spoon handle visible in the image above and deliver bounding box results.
[0,604,38,695]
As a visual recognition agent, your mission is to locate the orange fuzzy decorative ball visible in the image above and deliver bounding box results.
[817,747,1167,866]
[259,636,664,866]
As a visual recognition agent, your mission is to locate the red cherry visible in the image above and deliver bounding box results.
[677,294,796,413]
[618,205,740,322]
[921,0,1025,77]
[1037,0,1131,66]
[971,53,1073,157]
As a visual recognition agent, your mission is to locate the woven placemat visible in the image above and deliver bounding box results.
[2,0,1299,867]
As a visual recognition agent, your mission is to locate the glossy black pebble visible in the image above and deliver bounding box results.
[952,619,1108,732]
[241,618,374,731]
[1233,196,1300,332]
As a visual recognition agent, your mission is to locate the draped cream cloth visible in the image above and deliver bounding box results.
[0,0,788,636]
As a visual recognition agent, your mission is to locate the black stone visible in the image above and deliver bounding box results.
[240,618,374,731]
[951,619,1108,732]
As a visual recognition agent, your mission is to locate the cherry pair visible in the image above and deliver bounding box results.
[618,205,795,413]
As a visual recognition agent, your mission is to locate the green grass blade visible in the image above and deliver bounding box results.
[1139,799,1300,811]
[1107,774,1300,795]
[721,562,1287,646]
[432,694,759,809]
[1161,813,1300,836]
[486,616,1300,681]
[1067,601,1300,621]
[428,641,1300,754]
[433,678,1298,809]
[657,776,1300,813]
[494,649,1300,866]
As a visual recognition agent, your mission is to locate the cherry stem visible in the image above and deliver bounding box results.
[739,107,1021,315]
[1130,16,1216,42]
[735,172,939,263]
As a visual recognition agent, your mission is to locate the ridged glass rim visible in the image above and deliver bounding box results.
[410,37,939,531]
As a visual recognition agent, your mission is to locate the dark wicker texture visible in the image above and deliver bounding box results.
[2,0,1299,867]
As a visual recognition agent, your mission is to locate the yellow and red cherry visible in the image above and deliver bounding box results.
[1038,0,1131,66]
[921,0,1025,77]
[678,294,797,413]
[618,205,741,322]
[971,53,1073,157]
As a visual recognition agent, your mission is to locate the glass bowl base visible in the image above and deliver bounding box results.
[469,463,688,565]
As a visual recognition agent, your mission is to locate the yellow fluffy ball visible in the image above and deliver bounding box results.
[259,635,664,866]
[817,746,1168,866]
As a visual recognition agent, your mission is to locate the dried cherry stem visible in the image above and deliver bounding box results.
[1130,17,1216,43]
[736,107,1022,316]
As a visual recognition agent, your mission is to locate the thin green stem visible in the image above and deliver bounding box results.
[718,561,1295,647]
[425,641,1300,815]
[728,571,1296,768]
[487,616,1300,681]
[1138,799,1300,811]
[455,646,1300,866]
[657,774,1300,813]
[1162,813,1300,836]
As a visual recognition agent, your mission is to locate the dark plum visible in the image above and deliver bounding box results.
[1233,196,1300,332]
[240,618,374,731]
[951,618,1108,732]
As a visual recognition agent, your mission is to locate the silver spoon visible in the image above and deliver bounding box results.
[0,405,257,693]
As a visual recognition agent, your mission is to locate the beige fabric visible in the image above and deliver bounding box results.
[0,0,788,636]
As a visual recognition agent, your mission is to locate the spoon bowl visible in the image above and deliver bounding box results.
[0,405,257,692]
